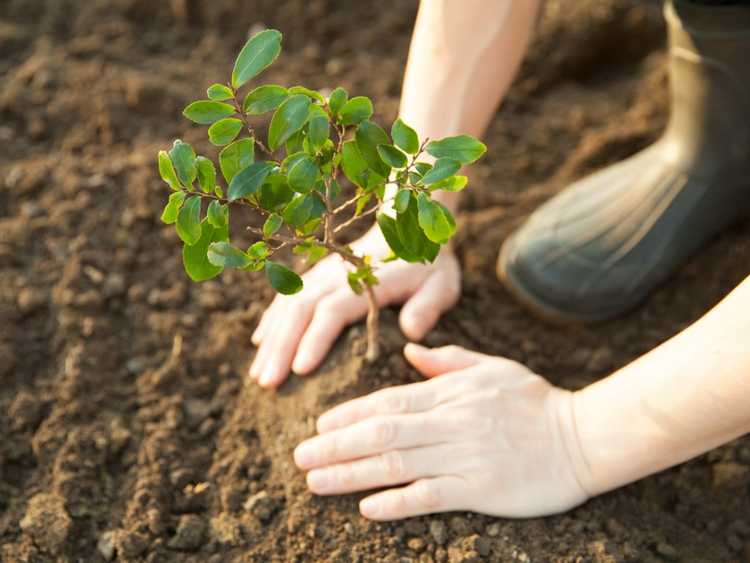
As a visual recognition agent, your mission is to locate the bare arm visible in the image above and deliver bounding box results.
[399,0,541,211]
[567,276,750,496]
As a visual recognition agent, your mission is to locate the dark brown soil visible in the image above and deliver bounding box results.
[1,0,749,561]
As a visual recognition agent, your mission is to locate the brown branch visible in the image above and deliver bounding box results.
[333,203,379,234]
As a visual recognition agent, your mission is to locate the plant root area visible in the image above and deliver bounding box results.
[1,0,749,561]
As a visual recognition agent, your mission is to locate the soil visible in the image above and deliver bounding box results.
[1,0,749,561]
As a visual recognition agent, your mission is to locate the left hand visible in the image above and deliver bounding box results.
[293,343,590,520]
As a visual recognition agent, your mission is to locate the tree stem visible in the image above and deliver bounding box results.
[363,283,379,362]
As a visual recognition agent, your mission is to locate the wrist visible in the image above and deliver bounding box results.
[554,388,596,500]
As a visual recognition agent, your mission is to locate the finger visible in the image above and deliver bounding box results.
[316,379,448,433]
[255,300,317,388]
[399,264,460,341]
[291,289,369,375]
[295,412,453,470]
[251,257,342,346]
[248,310,280,380]
[404,343,489,378]
[251,297,281,346]
[304,443,453,495]
[292,265,421,375]
[359,475,468,521]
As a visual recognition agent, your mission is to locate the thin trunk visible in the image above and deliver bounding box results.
[363,283,379,362]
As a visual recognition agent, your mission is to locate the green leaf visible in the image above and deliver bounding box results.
[176,195,202,245]
[183,219,228,282]
[243,85,289,114]
[207,83,234,101]
[183,100,236,125]
[347,264,378,295]
[377,213,419,263]
[417,192,456,244]
[341,140,368,188]
[268,94,311,151]
[258,173,294,211]
[391,118,419,154]
[219,138,254,184]
[158,150,181,190]
[419,158,461,185]
[376,192,439,263]
[265,261,303,295]
[263,213,283,237]
[355,120,391,178]
[430,174,468,192]
[395,194,439,262]
[207,241,251,268]
[285,128,305,154]
[282,192,324,227]
[195,156,216,193]
[231,29,283,89]
[169,140,197,187]
[394,188,410,214]
[206,200,228,228]
[426,135,486,165]
[292,241,328,265]
[288,85,325,103]
[160,191,186,224]
[339,96,373,126]
[227,161,273,201]
[355,192,372,216]
[376,144,407,169]
[328,87,348,116]
[248,240,270,260]
[347,272,363,295]
[287,154,318,193]
[306,105,329,153]
[208,118,243,146]
[327,177,341,200]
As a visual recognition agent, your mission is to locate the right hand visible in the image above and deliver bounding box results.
[249,228,461,388]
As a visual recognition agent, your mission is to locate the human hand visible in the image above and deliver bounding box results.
[293,343,590,520]
[249,229,461,388]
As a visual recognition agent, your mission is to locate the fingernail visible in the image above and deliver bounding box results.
[360,497,381,518]
[294,442,315,468]
[258,372,274,387]
[307,469,329,493]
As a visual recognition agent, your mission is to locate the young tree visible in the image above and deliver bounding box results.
[157,29,485,361]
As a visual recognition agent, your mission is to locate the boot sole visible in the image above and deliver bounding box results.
[496,238,633,325]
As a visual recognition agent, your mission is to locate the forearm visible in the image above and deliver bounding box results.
[399,0,540,212]
[566,276,750,496]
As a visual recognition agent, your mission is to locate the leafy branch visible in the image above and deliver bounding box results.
[156,28,486,362]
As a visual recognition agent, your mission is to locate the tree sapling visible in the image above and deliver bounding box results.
[157,28,485,362]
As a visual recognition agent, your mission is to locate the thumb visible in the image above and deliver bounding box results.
[404,343,488,378]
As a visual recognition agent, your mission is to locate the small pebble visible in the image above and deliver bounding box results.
[97,530,117,561]
[485,522,501,537]
[449,516,471,536]
[407,537,426,553]
[655,541,678,560]
[168,514,206,551]
[429,520,447,546]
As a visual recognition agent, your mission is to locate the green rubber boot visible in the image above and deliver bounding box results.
[498,0,750,323]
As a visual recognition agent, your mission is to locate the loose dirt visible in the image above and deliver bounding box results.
[1,0,749,561]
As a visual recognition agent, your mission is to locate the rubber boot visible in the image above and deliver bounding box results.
[497,0,750,323]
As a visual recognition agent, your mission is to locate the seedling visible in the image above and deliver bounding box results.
[157,29,485,361]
